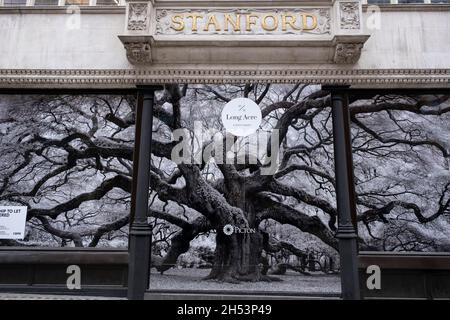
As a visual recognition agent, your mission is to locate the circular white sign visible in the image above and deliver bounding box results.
[221,98,262,137]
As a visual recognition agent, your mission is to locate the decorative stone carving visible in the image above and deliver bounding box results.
[317,9,331,34]
[334,42,364,64]
[339,2,360,30]
[123,42,152,64]
[155,9,168,35]
[1,68,449,87]
[119,1,369,66]
[128,3,149,31]
[155,8,332,35]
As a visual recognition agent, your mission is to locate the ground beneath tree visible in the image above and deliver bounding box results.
[149,268,341,294]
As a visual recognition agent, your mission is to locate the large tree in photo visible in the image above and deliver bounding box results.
[0,86,449,283]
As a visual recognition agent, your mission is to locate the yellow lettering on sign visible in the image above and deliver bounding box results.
[166,11,319,34]
[301,14,317,30]
[281,14,300,31]
[245,14,259,32]
[261,14,278,31]
[170,15,185,31]
[224,13,241,32]
[186,14,203,32]
[204,15,221,32]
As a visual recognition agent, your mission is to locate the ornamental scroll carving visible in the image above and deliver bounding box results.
[128,3,149,31]
[339,2,360,30]
[155,8,332,35]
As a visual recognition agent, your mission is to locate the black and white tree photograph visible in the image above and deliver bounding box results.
[2,0,450,306]
[0,86,448,296]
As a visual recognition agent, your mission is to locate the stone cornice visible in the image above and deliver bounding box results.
[2,4,450,14]
[0,6,126,14]
[0,68,449,89]
[140,0,334,7]
[363,4,450,12]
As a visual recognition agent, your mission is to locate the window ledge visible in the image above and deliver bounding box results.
[363,3,450,11]
[0,6,125,14]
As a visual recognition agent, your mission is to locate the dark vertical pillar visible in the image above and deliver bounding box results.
[308,253,316,272]
[330,88,361,300]
[128,86,161,300]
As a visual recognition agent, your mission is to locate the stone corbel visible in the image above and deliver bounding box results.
[119,36,154,64]
[332,0,369,64]
[120,0,154,65]
[332,35,369,64]
[334,42,363,64]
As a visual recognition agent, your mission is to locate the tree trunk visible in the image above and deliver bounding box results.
[205,182,280,283]
[205,230,271,282]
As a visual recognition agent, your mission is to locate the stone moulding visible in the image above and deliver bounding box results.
[0,68,449,89]
[119,0,369,65]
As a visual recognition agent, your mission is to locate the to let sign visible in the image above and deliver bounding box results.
[0,206,27,239]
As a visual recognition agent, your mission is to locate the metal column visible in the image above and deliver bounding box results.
[128,86,160,300]
[330,88,361,300]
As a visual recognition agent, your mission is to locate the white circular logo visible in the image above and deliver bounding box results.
[221,98,262,137]
[222,224,234,236]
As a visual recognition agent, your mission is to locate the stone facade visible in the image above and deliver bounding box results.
[0,1,449,88]
[119,0,368,65]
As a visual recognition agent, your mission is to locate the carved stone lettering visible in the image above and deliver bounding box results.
[155,8,332,35]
